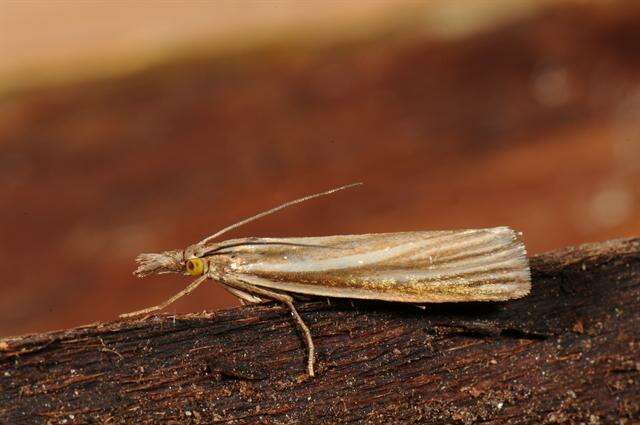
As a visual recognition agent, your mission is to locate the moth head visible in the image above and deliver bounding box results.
[184,257,205,276]
[133,250,185,277]
[182,243,210,276]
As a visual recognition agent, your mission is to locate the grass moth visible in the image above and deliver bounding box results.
[122,184,531,376]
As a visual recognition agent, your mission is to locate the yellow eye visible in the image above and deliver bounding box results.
[186,258,204,276]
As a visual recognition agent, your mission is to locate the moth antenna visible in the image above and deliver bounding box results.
[198,182,362,246]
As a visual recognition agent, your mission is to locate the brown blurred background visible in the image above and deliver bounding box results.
[1,1,639,337]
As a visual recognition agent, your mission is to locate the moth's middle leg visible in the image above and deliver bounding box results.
[222,279,316,377]
[223,286,265,305]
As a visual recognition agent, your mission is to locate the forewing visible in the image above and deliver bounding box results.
[217,228,531,303]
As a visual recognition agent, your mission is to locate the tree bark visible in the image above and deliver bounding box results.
[1,238,639,424]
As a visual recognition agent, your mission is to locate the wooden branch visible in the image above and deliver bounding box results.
[1,238,639,424]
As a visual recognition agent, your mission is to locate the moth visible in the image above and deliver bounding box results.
[122,183,531,376]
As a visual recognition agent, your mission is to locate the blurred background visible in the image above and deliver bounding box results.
[1,1,639,337]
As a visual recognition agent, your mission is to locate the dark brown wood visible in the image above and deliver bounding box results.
[2,238,639,424]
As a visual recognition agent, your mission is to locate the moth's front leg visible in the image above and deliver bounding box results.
[120,275,208,318]
[221,276,316,377]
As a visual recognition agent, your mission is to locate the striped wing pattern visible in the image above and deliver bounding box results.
[218,227,531,302]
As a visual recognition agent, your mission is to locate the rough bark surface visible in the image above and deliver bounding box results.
[1,238,639,424]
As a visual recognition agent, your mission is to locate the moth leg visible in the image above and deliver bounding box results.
[223,278,316,377]
[223,285,265,304]
[120,275,208,318]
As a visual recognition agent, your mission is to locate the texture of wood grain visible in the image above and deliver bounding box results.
[1,238,639,424]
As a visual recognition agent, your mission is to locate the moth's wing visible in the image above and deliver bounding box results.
[218,228,531,303]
